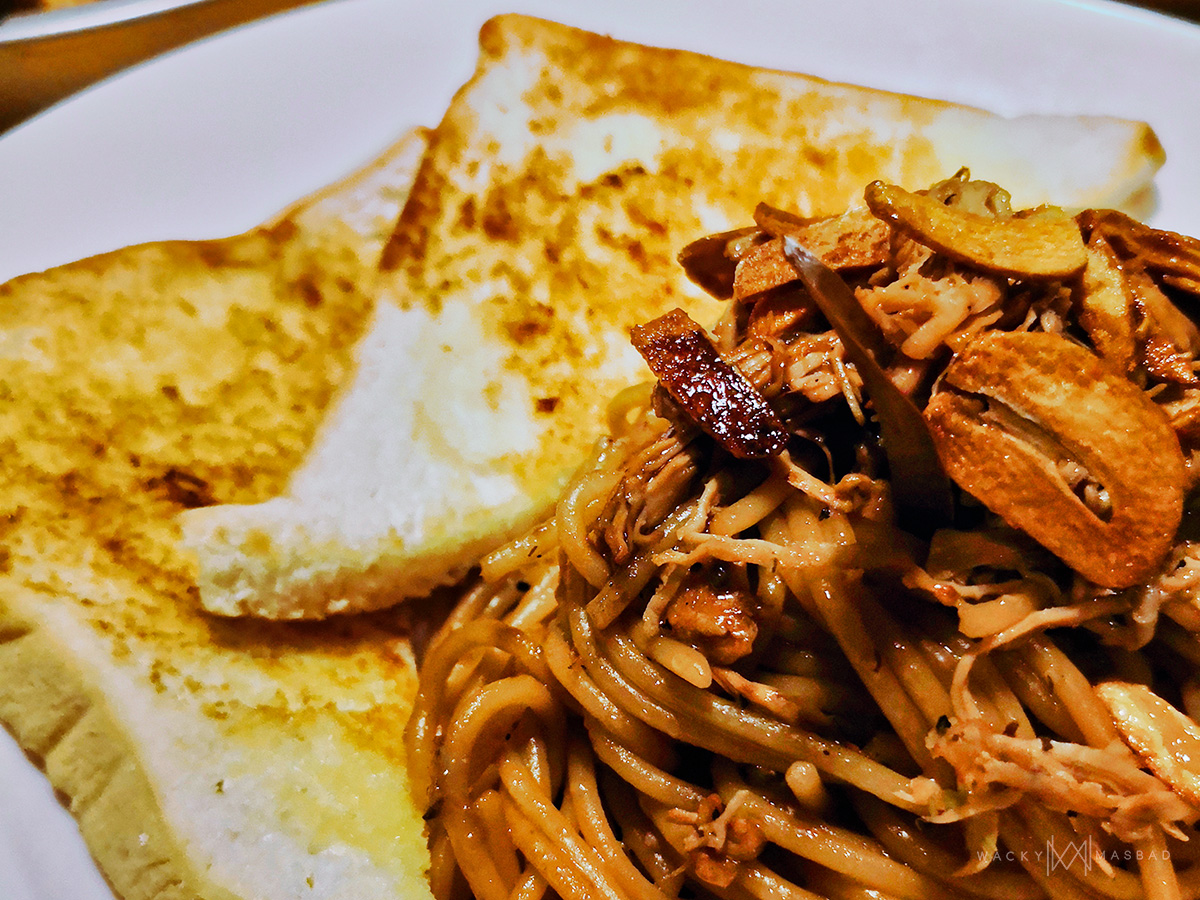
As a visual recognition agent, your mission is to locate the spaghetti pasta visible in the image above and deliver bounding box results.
[405,175,1200,900]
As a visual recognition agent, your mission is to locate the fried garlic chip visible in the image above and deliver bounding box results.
[1078,233,1137,373]
[925,331,1184,588]
[865,181,1087,280]
[1098,681,1200,807]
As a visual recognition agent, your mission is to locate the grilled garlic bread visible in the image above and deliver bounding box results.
[0,128,436,900]
[182,13,1165,621]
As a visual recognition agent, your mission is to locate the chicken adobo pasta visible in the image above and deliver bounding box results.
[406,170,1200,900]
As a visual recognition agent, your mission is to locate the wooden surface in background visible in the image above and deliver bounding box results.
[0,0,322,132]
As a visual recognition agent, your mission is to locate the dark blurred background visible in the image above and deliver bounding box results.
[1139,0,1200,17]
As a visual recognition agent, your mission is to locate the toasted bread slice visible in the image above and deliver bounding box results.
[0,128,436,900]
[182,13,1164,621]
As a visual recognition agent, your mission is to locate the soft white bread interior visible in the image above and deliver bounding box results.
[0,128,436,900]
[181,13,1165,621]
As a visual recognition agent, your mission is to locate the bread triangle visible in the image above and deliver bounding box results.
[0,128,436,900]
[182,13,1164,621]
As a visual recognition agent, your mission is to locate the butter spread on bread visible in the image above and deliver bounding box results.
[0,129,436,900]
[182,13,1164,621]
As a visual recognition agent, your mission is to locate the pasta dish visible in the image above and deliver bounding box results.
[406,172,1200,900]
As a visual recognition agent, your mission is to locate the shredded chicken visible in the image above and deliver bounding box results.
[600,429,703,563]
[666,792,765,888]
[858,259,1006,360]
[930,718,1194,844]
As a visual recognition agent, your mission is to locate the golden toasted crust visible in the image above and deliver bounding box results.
[0,129,434,900]
[381,12,1163,517]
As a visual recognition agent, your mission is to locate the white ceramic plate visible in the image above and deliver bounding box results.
[1,0,1199,896]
